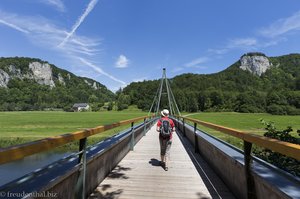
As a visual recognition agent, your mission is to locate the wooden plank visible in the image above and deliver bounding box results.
[89,126,217,199]
[178,116,300,160]
[0,116,149,164]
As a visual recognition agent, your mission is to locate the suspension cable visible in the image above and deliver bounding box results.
[150,68,181,116]
[155,69,165,115]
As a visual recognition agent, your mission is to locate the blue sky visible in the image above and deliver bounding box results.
[1,0,300,91]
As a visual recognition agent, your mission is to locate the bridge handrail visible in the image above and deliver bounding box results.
[176,115,300,161]
[0,116,150,165]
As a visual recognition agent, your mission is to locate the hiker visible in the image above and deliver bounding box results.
[156,109,175,171]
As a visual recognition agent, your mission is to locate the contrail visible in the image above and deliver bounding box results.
[0,19,29,33]
[79,58,126,85]
[44,0,65,12]
[58,0,98,47]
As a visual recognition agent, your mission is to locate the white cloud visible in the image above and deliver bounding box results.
[58,0,99,47]
[132,77,147,82]
[227,38,257,48]
[208,11,300,57]
[115,54,129,68]
[259,10,300,38]
[0,12,92,55]
[208,37,257,56]
[171,57,208,74]
[41,0,66,12]
[184,57,209,68]
[171,67,184,73]
[207,48,228,55]
[0,10,126,87]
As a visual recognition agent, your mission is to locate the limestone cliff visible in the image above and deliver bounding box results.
[28,62,55,87]
[0,61,55,88]
[0,69,10,88]
[0,58,104,90]
[239,53,272,76]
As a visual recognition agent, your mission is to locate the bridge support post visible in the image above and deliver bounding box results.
[130,122,135,151]
[75,137,87,199]
[183,118,186,137]
[143,118,147,136]
[149,116,153,127]
[194,123,199,153]
[244,141,256,199]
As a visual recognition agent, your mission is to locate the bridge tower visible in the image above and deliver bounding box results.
[148,68,181,116]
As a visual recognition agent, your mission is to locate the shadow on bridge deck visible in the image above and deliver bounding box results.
[88,125,235,199]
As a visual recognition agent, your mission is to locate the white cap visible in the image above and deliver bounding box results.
[161,109,169,117]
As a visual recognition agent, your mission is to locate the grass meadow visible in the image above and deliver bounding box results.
[0,111,299,150]
[0,110,147,149]
[185,112,300,148]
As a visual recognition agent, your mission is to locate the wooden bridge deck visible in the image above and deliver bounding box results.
[89,125,235,199]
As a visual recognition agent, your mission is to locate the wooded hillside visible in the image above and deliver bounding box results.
[122,53,300,115]
[0,57,115,111]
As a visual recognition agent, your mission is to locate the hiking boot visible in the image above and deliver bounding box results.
[160,161,165,167]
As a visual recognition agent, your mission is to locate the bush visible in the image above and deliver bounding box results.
[239,104,263,113]
[117,103,128,111]
[285,105,300,115]
[253,120,300,177]
[266,104,286,115]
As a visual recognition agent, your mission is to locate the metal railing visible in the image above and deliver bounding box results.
[0,115,155,199]
[175,115,300,199]
[176,115,300,160]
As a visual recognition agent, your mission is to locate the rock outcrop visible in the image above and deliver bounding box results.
[8,65,22,78]
[58,73,65,85]
[0,69,10,87]
[84,79,99,90]
[28,62,55,87]
[0,61,56,88]
[239,53,272,76]
[92,82,98,90]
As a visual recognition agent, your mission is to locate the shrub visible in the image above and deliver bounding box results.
[253,120,300,177]
[239,104,262,113]
[266,104,286,115]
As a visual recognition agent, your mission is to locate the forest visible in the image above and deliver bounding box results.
[1,54,300,115]
[121,53,300,115]
[0,57,115,111]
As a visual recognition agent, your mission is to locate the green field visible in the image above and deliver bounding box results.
[184,112,300,148]
[186,112,300,133]
[0,111,147,148]
[1,111,299,149]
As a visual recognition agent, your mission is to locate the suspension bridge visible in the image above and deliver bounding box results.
[0,69,299,199]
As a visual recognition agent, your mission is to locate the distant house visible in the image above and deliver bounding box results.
[72,103,90,112]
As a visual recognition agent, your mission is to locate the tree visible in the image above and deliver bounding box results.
[117,93,131,110]
[296,77,300,90]
[266,92,287,106]
[107,101,113,111]
[88,94,99,103]
[173,90,187,111]
[209,91,224,108]
[234,91,265,113]
[186,92,198,112]
[286,91,300,108]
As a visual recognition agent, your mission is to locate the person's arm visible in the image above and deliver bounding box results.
[170,119,175,132]
[156,126,160,132]
[156,119,161,132]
